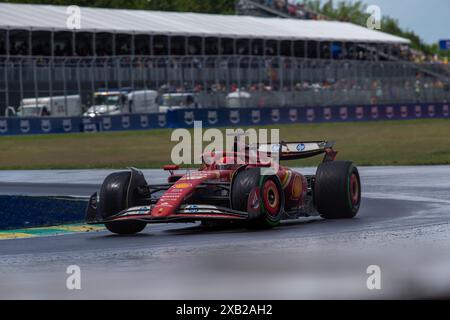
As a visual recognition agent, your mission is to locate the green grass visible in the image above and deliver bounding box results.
[1,119,450,169]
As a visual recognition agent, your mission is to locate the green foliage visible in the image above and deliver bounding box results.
[0,0,235,13]
[304,0,449,59]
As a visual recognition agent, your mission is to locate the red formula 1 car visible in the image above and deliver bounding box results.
[86,141,361,235]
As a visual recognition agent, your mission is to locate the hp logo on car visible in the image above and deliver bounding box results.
[297,144,306,152]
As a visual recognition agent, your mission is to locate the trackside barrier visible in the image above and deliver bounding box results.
[0,113,170,135]
[0,103,449,136]
[0,196,87,230]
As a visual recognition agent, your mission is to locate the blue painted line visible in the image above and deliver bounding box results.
[0,196,87,230]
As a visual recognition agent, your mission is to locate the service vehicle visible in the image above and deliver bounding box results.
[84,90,158,117]
[7,95,82,117]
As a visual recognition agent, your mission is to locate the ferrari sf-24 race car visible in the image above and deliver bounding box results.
[86,141,362,235]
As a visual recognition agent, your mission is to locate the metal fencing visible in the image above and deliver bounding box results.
[0,55,449,113]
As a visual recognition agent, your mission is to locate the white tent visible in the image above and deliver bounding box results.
[0,3,410,44]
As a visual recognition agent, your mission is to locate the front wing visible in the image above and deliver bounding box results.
[86,193,249,225]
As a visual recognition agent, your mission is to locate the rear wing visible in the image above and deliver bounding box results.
[257,141,337,161]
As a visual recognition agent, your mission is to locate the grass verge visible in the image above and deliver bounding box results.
[0,119,449,169]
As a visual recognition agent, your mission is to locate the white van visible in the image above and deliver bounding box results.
[159,93,198,113]
[11,95,82,117]
[226,90,252,108]
[128,90,159,114]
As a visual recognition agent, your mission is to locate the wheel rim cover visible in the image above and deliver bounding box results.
[350,173,360,206]
[262,180,281,216]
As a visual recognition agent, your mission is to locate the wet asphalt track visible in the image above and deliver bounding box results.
[0,166,450,299]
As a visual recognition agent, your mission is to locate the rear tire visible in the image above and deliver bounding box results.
[314,161,361,219]
[231,168,284,228]
[100,171,147,235]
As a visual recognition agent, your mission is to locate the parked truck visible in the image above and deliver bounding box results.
[83,90,159,117]
[5,95,82,117]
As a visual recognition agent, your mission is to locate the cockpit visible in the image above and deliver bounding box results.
[202,152,244,171]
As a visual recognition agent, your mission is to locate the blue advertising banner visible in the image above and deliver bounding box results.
[92,113,169,132]
[0,103,449,136]
[0,113,169,136]
[168,103,450,128]
[0,117,84,135]
[439,40,450,51]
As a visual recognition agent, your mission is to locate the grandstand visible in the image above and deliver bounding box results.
[0,3,448,113]
[0,2,409,59]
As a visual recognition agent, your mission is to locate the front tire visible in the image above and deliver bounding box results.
[105,221,147,235]
[231,168,284,228]
[100,171,147,235]
[314,161,361,219]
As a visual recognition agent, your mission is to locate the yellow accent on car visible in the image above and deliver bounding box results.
[175,183,192,189]
[281,170,292,189]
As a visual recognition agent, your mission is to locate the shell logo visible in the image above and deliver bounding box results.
[140,115,149,128]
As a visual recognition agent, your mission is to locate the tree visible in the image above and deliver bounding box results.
[0,0,235,13]
[303,0,449,59]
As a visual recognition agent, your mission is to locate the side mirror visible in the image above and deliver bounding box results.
[163,165,180,172]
